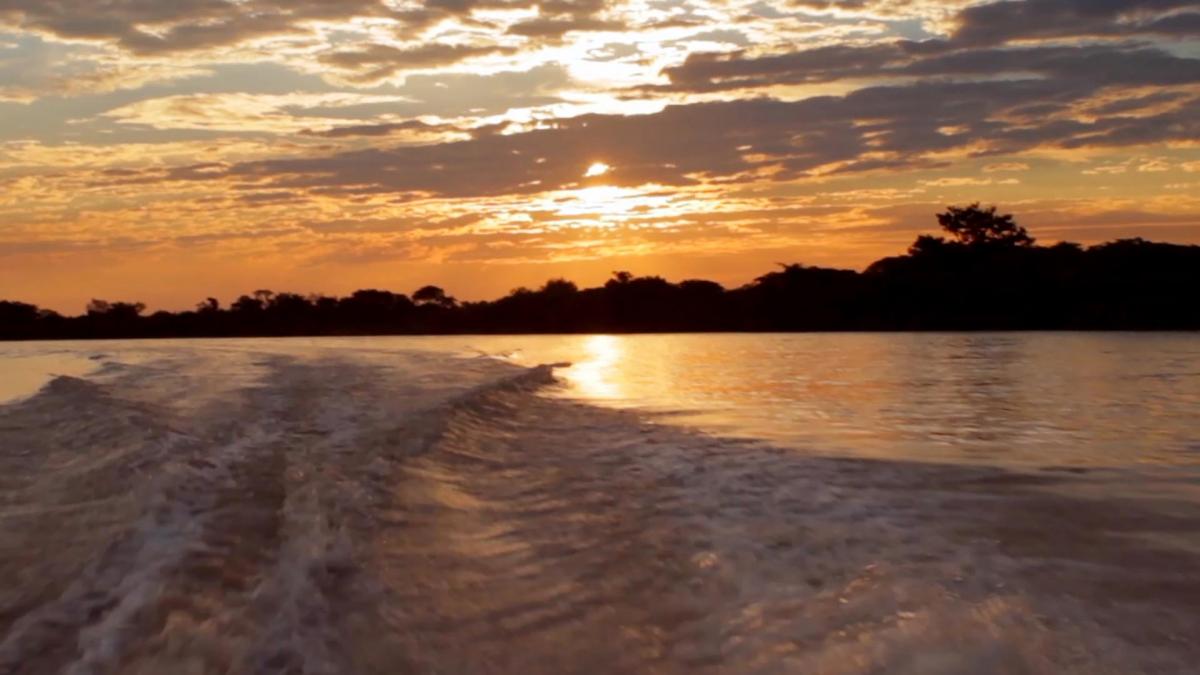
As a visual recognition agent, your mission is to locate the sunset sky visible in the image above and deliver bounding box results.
[2,0,1198,312]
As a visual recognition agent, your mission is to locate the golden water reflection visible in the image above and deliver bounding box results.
[0,352,99,403]
[538,333,1200,469]
[563,335,623,399]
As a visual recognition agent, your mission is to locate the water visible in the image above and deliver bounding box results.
[0,350,101,405]
[502,333,1200,468]
[0,334,1198,673]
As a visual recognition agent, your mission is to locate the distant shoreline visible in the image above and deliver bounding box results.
[6,218,1199,338]
[3,328,1199,343]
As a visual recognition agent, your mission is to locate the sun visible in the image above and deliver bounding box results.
[584,162,610,178]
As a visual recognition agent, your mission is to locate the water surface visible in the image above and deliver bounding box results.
[508,332,1200,468]
[0,334,1197,674]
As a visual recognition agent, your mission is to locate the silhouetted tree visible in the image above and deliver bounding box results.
[336,290,412,330]
[413,285,456,308]
[607,271,634,287]
[936,203,1034,247]
[678,279,723,297]
[908,234,953,256]
[232,294,264,313]
[541,278,578,296]
[268,292,312,314]
[0,300,39,324]
[86,299,145,320]
[344,289,408,309]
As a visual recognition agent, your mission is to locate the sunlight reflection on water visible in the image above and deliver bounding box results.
[565,335,623,399]
[0,351,100,404]
[515,333,1200,469]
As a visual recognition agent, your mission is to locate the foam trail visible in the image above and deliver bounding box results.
[0,342,1197,674]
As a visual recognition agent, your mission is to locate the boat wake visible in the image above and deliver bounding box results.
[0,348,1197,674]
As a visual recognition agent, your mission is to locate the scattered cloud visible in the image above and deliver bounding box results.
[101,92,414,133]
[951,0,1200,46]
[983,162,1030,173]
[317,43,517,84]
[920,177,1020,187]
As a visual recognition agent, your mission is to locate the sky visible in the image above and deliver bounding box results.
[1,0,1198,312]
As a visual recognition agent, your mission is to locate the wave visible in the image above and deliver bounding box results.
[0,354,568,674]
[1,350,1197,674]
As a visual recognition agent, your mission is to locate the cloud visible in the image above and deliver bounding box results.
[298,119,463,139]
[508,16,626,39]
[920,177,1020,187]
[265,63,575,137]
[951,0,1200,46]
[1086,90,1194,116]
[0,35,208,101]
[504,0,627,40]
[0,0,397,54]
[656,42,927,92]
[983,162,1030,172]
[101,92,414,133]
[0,0,631,62]
[318,43,516,84]
[153,76,1198,199]
[1136,157,1172,172]
[656,42,1200,93]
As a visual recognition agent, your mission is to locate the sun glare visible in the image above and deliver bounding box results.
[567,335,623,399]
[584,162,610,177]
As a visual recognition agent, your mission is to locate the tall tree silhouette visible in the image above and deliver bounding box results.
[936,203,1034,247]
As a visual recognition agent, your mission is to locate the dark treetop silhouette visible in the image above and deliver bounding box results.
[2,205,1198,339]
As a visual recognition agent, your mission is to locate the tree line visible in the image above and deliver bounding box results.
[2,205,1198,339]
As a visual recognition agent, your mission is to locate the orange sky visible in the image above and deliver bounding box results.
[1,0,1199,312]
